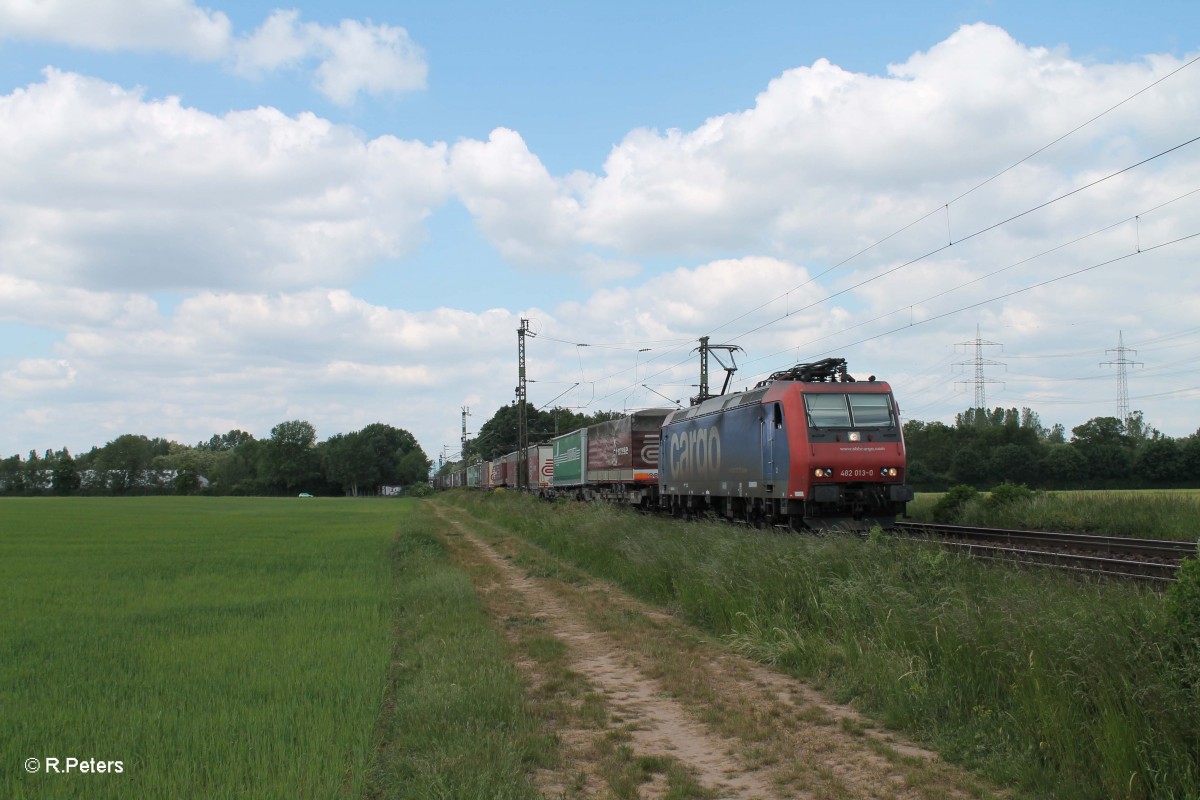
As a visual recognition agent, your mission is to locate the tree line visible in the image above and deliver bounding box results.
[0,420,431,497]
[905,407,1200,490]
[7,405,1197,496]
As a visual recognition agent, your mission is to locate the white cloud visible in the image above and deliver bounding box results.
[235,10,427,105]
[229,9,309,73]
[450,128,582,263]
[0,275,160,328]
[0,0,231,58]
[450,24,1198,271]
[0,3,428,104]
[0,69,449,292]
[0,358,77,395]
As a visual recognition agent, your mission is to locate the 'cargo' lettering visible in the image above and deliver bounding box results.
[668,426,721,479]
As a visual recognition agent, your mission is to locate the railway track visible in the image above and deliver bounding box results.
[891,521,1197,583]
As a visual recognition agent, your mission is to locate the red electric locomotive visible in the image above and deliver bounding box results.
[657,358,912,529]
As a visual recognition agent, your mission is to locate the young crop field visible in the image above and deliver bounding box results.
[1,498,397,799]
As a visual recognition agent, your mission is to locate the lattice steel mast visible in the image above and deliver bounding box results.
[1101,330,1142,426]
[954,325,1005,411]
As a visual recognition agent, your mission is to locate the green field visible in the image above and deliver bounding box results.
[1,497,397,799]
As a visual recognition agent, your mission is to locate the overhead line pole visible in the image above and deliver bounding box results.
[460,406,471,461]
[516,319,533,490]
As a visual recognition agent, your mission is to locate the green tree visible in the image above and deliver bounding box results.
[902,420,957,485]
[989,443,1038,485]
[1135,438,1185,484]
[51,449,81,495]
[201,429,256,451]
[949,442,992,486]
[1071,416,1127,448]
[0,454,26,494]
[320,423,431,494]
[1040,445,1087,487]
[96,434,160,493]
[210,440,262,494]
[262,420,320,493]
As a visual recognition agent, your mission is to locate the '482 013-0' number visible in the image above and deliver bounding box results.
[839,468,875,478]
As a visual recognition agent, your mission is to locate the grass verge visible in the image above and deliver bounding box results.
[363,503,548,799]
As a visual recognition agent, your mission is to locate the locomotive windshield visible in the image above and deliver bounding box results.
[804,393,896,428]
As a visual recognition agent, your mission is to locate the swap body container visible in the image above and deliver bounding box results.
[502,451,520,488]
[525,445,554,489]
[551,429,587,488]
[585,410,672,485]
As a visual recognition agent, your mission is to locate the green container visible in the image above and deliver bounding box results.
[552,429,587,487]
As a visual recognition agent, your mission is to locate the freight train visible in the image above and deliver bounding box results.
[436,358,913,530]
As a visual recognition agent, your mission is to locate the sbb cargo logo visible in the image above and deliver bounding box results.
[667,426,721,478]
[639,442,660,466]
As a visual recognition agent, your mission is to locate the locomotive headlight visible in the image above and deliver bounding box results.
[848,431,861,442]
[813,467,833,478]
[880,467,898,477]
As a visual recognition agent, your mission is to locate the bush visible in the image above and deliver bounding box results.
[931,484,978,522]
[984,482,1035,509]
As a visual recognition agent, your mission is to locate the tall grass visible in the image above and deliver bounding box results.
[1,497,396,800]
[907,488,1200,540]
[443,491,1200,800]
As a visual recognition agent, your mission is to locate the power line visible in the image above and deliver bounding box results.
[539,57,1200,415]
[697,54,1200,343]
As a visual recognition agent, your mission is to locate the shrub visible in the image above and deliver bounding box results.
[931,484,978,522]
[984,481,1035,509]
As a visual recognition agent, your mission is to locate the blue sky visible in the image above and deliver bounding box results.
[1,0,1198,461]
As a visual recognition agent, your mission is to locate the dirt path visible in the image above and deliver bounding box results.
[431,502,998,800]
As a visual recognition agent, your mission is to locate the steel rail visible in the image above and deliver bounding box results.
[891,521,1196,583]
[934,539,1181,582]
[893,522,1197,558]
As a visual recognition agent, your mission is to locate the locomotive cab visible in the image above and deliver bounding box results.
[791,380,913,527]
